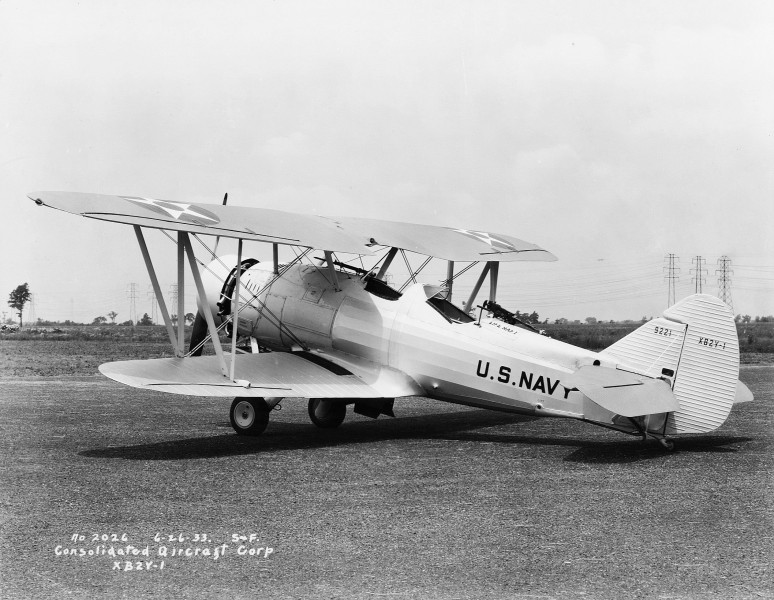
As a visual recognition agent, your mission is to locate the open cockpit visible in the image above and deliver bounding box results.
[425,290,475,324]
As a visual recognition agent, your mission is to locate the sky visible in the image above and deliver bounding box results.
[1,0,772,324]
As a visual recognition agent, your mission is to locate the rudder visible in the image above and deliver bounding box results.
[603,294,739,434]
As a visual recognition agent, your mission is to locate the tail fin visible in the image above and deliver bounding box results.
[602,294,739,434]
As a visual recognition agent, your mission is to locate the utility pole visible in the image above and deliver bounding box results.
[690,256,707,294]
[716,256,734,312]
[126,283,138,324]
[663,254,680,307]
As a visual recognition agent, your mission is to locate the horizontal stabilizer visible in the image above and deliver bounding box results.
[565,366,679,418]
[99,351,422,399]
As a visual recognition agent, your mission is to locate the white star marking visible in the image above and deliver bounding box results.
[451,228,517,252]
[121,197,220,224]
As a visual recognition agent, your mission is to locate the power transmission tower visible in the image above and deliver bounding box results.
[126,283,138,324]
[147,285,158,324]
[690,256,707,294]
[169,284,179,322]
[663,254,680,307]
[716,256,734,312]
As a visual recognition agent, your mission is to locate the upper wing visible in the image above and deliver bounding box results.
[29,191,556,262]
[332,216,557,262]
[29,191,370,255]
[98,350,424,399]
[564,365,679,417]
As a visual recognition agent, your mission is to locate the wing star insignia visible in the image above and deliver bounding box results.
[450,228,518,253]
[121,196,221,225]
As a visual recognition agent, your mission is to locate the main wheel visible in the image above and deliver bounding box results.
[230,397,270,436]
[308,398,347,429]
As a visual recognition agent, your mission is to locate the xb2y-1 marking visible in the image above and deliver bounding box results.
[29,191,754,451]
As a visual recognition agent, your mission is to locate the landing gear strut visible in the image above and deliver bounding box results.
[308,398,347,429]
[230,397,270,436]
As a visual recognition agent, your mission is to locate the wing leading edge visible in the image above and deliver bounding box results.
[29,191,370,255]
[29,191,556,262]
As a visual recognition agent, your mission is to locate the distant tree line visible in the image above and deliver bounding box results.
[736,314,774,323]
[5,313,194,327]
[85,312,196,327]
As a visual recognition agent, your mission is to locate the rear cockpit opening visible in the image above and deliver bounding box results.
[426,292,475,324]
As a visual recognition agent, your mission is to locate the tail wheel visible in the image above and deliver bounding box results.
[657,437,675,451]
[230,397,270,436]
[308,398,347,429]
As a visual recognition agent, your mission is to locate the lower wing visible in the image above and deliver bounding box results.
[99,350,423,399]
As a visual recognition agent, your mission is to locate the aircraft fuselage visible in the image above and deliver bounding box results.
[203,259,616,423]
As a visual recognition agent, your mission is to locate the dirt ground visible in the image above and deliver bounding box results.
[0,347,771,599]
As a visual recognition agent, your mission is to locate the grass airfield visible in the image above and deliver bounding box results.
[0,345,771,599]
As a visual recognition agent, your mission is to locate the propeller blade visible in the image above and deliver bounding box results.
[189,312,209,356]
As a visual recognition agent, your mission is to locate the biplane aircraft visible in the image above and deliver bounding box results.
[29,191,753,450]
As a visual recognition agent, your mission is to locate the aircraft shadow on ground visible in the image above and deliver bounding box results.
[442,430,752,464]
[79,409,753,464]
[561,434,752,463]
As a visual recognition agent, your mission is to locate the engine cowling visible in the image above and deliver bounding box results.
[191,255,273,353]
